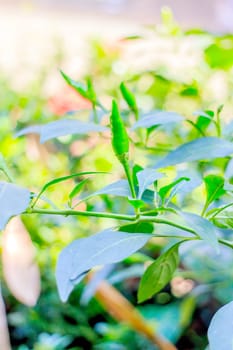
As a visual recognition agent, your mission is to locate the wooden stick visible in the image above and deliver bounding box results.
[88,275,177,350]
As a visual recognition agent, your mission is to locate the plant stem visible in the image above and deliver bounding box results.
[218,239,233,249]
[122,160,137,199]
[140,216,197,235]
[26,208,200,235]
[25,209,233,251]
[201,201,209,217]
[25,208,233,251]
[25,208,137,221]
[216,105,223,137]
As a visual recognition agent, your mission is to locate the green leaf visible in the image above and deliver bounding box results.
[76,180,131,206]
[154,137,233,168]
[68,179,89,206]
[193,110,214,120]
[203,175,225,213]
[205,36,233,69]
[34,171,106,206]
[56,229,151,301]
[141,189,156,205]
[138,243,180,303]
[120,34,143,40]
[132,111,183,130]
[93,180,131,198]
[136,168,164,199]
[180,86,198,96]
[132,164,143,185]
[16,120,108,143]
[175,170,202,195]
[0,182,31,230]
[127,198,145,209]
[120,222,154,234]
[120,82,138,112]
[182,212,219,252]
[208,301,233,350]
[159,177,190,205]
[195,110,214,133]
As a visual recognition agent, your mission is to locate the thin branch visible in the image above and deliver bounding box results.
[140,216,197,236]
[25,208,137,222]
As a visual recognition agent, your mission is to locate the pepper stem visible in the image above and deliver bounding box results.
[122,159,137,199]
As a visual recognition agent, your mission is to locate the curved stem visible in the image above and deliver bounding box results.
[122,160,137,199]
[25,209,199,235]
[25,209,232,251]
[25,208,137,221]
[139,216,197,235]
[201,201,209,217]
[219,239,233,249]
[216,105,223,137]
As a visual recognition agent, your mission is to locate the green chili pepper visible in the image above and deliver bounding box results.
[110,100,129,164]
[120,82,138,114]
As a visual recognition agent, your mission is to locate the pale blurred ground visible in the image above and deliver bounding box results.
[0,0,233,90]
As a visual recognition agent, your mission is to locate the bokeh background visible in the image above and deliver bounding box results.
[1,0,233,79]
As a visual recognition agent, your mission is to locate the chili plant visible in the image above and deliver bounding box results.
[1,71,233,349]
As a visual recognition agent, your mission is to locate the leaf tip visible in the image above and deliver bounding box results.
[137,289,149,304]
[60,294,69,303]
